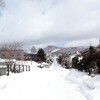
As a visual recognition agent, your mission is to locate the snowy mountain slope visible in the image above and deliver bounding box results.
[44,45,89,55]
[0,61,100,100]
[51,49,60,53]
[44,45,61,53]
[55,46,89,55]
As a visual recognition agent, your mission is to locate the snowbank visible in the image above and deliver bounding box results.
[65,69,100,100]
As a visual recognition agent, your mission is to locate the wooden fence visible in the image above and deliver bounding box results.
[0,64,30,76]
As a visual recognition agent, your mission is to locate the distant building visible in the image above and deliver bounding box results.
[24,53,37,61]
[0,50,24,60]
[68,51,81,67]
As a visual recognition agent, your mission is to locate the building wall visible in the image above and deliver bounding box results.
[0,50,24,60]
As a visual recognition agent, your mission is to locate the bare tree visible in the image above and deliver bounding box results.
[31,46,36,54]
[0,0,5,8]
[0,41,23,50]
[0,41,24,63]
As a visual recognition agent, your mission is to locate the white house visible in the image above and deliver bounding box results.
[67,51,81,67]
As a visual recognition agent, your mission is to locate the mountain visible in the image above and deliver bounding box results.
[44,45,61,53]
[44,45,89,55]
[54,46,89,55]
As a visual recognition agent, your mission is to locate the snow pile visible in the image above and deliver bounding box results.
[84,75,100,100]
[65,69,100,100]
[0,76,9,90]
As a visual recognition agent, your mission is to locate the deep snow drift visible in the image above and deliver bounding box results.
[0,61,100,100]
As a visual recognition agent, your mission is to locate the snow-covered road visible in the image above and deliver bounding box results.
[0,62,88,100]
[1,61,100,100]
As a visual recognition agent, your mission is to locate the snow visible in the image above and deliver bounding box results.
[0,65,6,68]
[51,49,59,53]
[0,58,5,62]
[0,60,100,100]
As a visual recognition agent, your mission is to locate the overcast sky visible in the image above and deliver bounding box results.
[0,0,100,50]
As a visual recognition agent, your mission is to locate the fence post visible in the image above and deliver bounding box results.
[10,64,12,72]
[7,64,9,76]
[14,64,16,73]
[26,65,27,71]
[29,66,30,71]
[23,65,24,72]
[19,65,20,73]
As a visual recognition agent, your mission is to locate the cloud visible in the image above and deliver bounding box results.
[0,0,100,49]
[64,38,100,47]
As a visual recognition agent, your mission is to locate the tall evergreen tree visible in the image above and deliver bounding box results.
[96,51,100,73]
[72,46,100,75]
[37,48,46,62]
[73,46,97,73]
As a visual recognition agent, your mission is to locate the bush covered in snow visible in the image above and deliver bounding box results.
[72,46,100,75]
[58,53,70,69]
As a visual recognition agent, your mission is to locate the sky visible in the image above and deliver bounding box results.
[0,0,100,50]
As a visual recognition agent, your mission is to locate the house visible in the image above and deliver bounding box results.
[67,51,81,67]
[24,53,37,61]
[0,50,24,60]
